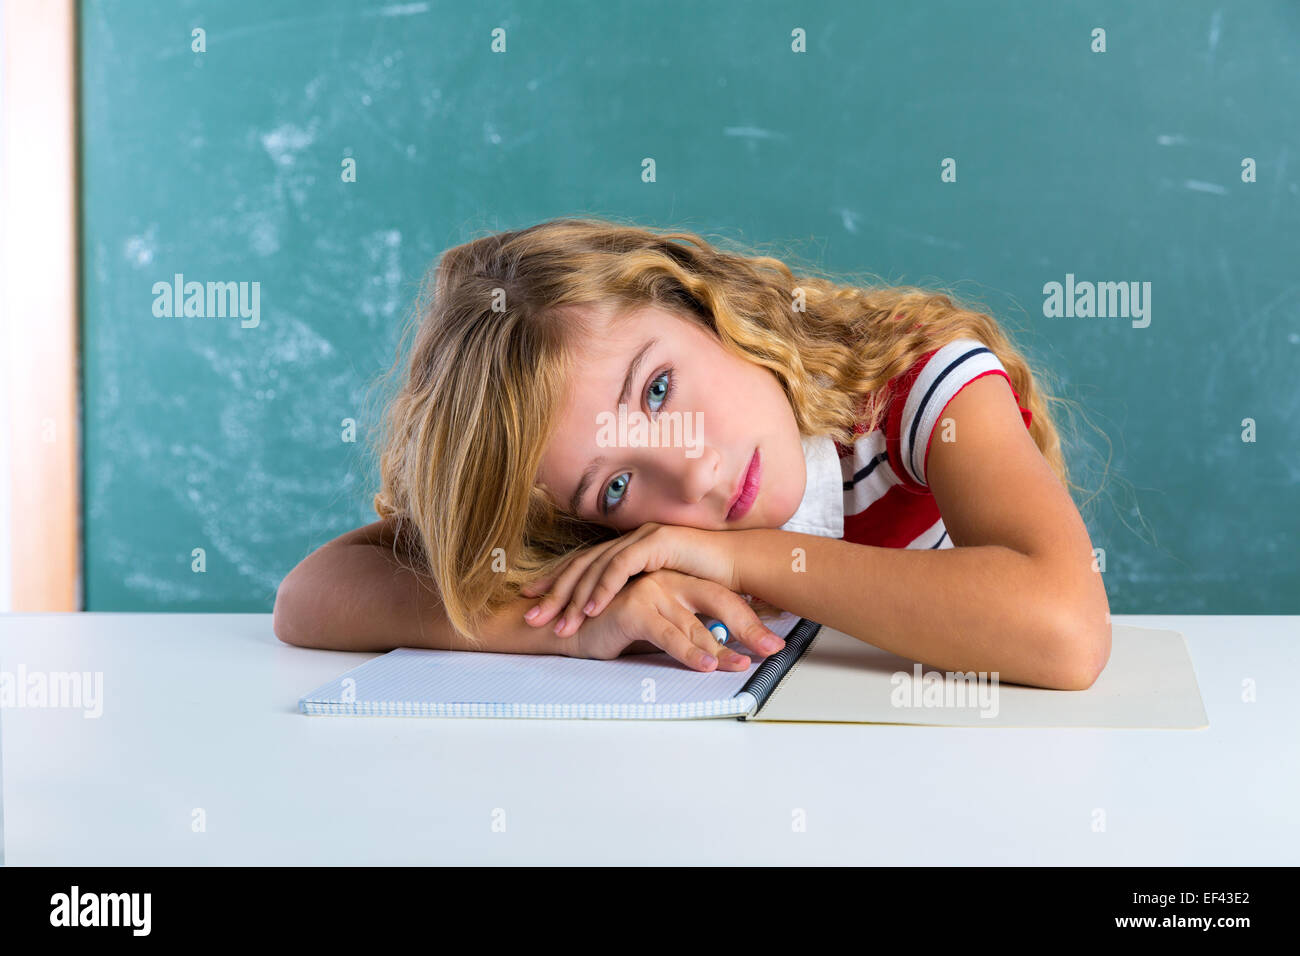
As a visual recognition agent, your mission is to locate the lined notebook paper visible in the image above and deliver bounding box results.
[298,611,813,720]
[298,616,1207,729]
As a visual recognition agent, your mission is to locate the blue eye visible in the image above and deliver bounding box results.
[646,369,671,413]
[601,367,675,515]
[603,473,630,511]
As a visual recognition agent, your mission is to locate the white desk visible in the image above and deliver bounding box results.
[1,613,1296,865]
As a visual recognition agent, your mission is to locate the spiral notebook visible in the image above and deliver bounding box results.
[297,614,1209,729]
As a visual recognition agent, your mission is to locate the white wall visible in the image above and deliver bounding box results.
[0,0,10,617]
[0,0,9,871]
[0,0,10,618]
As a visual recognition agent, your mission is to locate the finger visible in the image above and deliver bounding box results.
[565,539,652,630]
[638,608,718,673]
[676,577,787,658]
[519,559,569,602]
[658,598,753,671]
[582,545,647,619]
[582,524,678,619]
[551,550,625,638]
[534,526,656,632]
[520,577,553,598]
[552,533,657,638]
[524,540,619,627]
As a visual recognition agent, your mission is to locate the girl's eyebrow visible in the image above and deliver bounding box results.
[568,335,660,513]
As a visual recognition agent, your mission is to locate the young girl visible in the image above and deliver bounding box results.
[274,217,1110,690]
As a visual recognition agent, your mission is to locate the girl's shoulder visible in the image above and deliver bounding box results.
[835,338,1030,490]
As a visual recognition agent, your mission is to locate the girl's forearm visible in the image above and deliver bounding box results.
[731,529,1106,690]
[274,533,556,655]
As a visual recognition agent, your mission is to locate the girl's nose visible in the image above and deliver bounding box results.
[678,447,721,506]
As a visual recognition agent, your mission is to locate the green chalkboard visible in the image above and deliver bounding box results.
[80,0,1300,613]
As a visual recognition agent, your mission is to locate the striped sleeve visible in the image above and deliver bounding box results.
[883,338,1033,492]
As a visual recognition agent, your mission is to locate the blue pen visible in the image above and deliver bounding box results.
[701,618,730,645]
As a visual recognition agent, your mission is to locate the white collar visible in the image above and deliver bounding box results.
[776,434,845,539]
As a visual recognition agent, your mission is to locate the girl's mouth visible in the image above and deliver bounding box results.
[726,449,761,521]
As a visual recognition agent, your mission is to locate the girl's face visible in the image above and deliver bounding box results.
[536,304,808,533]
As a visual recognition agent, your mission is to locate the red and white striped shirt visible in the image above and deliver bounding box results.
[777,338,1034,549]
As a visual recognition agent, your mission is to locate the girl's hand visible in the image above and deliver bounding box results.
[557,568,786,671]
[520,522,739,639]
